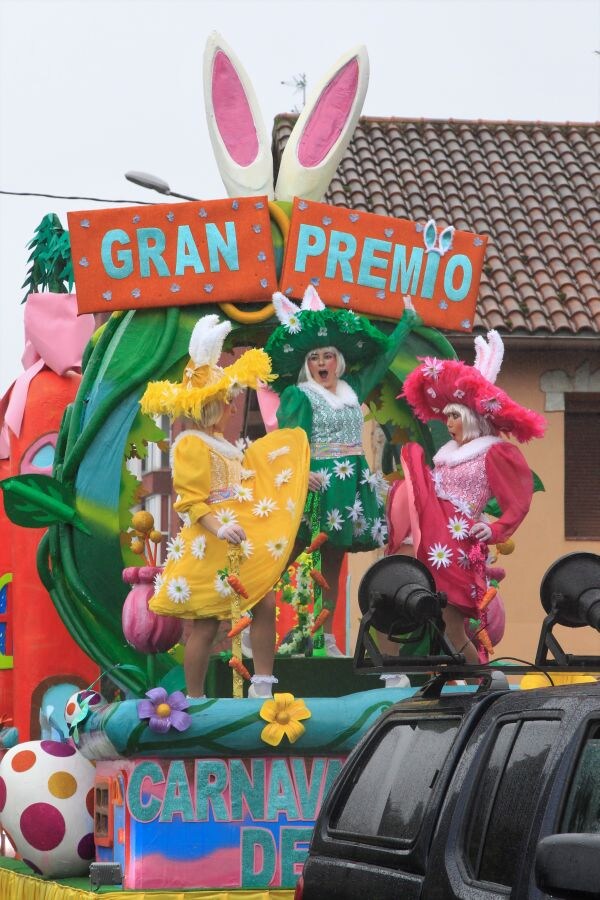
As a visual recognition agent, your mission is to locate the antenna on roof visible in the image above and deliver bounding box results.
[281,73,307,113]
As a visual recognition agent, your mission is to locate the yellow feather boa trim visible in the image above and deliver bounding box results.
[140,348,275,419]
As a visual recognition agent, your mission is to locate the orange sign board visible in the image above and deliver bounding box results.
[67,197,277,314]
[279,199,487,331]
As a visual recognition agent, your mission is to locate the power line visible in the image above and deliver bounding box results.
[1,189,154,205]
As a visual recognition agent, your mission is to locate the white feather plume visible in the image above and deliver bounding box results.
[188,315,232,367]
[473,329,504,384]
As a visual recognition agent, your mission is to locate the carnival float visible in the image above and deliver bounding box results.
[0,32,542,899]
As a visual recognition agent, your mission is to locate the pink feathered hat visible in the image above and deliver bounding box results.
[401,330,546,443]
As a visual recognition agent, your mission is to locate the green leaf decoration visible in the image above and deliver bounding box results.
[0,474,90,534]
[483,498,502,519]
[21,213,74,303]
[484,469,545,519]
[126,409,166,462]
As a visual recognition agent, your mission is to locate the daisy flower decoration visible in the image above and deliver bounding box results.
[345,496,364,522]
[482,396,502,415]
[421,356,444,380]
[316,468,332,492]
[191,535,207,559]
[239,538,254,559]
[266,536,289,559]
[427,543,453,570]
[326,509,344,532]
[166,535,185,561]
[268,445,290,462]
[447,515,470,541]
[371,517,388,546]
[253,497,278,518]
[167,577,192,604]
[333,459,355,480]
[214,572,233,597]
[233,484,254,503]
[274,467,293,488]
[215,508,239,527]
[285,313,302,334]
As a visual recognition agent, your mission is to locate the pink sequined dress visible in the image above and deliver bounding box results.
[387,436,533,618]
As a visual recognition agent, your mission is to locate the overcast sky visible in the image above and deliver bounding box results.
[1,0,598,394]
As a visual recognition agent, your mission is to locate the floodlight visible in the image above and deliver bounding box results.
[535,552,600,668]
[353,555,463,673]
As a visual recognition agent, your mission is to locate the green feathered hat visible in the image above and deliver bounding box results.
[265,287,392,395]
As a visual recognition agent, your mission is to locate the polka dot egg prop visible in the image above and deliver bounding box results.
[0,740,96,878]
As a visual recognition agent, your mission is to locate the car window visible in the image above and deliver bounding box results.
[561,723,600,833]
[466,718,560,888]
[330,716,459,845]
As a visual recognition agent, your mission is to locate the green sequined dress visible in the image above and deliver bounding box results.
[276,310,418,551]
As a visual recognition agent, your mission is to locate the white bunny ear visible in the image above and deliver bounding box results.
[189,315,232,366]
[203,32,274,199]
[301,284,326,311]
[438,225,455,256]
[473,330,504,384]
[423,219,438,252]
[272,291,302,325]
[275,45,369,203]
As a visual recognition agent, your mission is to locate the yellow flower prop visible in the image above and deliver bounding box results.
[259,693,311,747]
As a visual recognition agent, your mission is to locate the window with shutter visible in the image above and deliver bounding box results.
[564,393,600,539]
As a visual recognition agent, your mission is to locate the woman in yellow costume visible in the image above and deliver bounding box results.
[140,315,310,699]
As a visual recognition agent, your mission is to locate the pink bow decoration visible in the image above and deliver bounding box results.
[0,294,95,458]
[256,381,280,432]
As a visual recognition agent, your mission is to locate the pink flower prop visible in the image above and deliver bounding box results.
[137,687,191,734]
[420,356,444,380]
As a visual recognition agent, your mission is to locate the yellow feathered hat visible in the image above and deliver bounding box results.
[140,314,274,420]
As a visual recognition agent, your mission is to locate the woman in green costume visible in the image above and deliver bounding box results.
[265,286,418,656]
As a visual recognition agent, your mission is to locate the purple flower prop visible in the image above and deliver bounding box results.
[137,687,191,734]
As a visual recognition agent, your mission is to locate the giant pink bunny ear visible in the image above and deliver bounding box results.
[272,292,302,326]
[300,284,326,311]
[275,45,369,203]
[203,32,274,198]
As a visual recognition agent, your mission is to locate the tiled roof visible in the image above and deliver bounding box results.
[273,116,600,336]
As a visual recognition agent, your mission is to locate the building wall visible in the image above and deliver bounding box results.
[494,346,600,662]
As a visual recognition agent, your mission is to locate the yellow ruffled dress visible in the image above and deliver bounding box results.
[150,427,309,619]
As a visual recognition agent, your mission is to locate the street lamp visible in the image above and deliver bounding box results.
[124,171,198,202]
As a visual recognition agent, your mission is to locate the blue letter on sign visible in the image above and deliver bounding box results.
[137,228,169,277]
[294,225,326,272]
[206,221,239,271]
[444,254,472,301]
[101,229,133,279]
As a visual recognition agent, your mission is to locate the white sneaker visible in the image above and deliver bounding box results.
[324,634,346,658]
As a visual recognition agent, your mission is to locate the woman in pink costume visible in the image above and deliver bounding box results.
[387,330,546,663]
